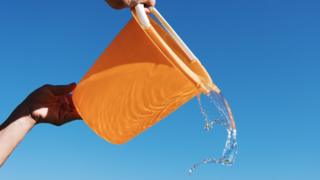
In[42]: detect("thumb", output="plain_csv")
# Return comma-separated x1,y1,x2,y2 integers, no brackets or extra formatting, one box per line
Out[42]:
131,0,156,8
139,0,156,7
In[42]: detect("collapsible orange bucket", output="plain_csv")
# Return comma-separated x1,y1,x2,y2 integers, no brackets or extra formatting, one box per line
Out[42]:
72,5,220,144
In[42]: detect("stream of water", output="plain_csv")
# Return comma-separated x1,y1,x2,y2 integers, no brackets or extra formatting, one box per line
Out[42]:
188,91,238,174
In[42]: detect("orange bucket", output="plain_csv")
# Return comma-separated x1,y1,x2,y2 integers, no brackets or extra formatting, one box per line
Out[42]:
72,5,220,144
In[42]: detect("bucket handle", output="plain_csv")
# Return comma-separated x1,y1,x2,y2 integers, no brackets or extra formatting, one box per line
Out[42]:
134,4,198,62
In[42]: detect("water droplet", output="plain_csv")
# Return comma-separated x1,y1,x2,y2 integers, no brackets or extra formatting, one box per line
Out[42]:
189,91,238,174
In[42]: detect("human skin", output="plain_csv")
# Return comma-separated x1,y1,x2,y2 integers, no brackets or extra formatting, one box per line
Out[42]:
106,0,156,13
0,83,81,166
0,0,156,168
106,0,155,9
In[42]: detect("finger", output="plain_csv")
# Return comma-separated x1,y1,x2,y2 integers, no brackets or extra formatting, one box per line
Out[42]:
139,0,156,7
47,83,77,96
65,94,77,111
62,95,81,120
144,7,150,14
130,0,155,8
64,110,82,122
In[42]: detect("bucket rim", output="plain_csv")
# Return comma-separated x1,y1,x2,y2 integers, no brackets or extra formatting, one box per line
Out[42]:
131,8,220,94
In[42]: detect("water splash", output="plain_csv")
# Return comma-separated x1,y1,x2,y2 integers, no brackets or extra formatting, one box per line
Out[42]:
188,91,238,175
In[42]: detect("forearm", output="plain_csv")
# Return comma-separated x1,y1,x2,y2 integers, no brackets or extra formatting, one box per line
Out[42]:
0,116,36,166
0,83,80,167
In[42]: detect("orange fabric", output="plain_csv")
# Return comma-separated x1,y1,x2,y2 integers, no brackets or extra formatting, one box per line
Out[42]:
72,16,215,144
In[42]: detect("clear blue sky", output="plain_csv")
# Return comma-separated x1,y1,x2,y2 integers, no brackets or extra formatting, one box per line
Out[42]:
0,0,319,179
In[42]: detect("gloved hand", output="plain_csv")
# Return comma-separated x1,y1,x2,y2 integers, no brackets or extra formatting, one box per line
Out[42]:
105,0,156,11
0,83,81,130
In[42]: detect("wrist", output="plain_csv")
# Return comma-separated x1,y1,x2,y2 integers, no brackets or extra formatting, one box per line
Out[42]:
0,114,36,133
11,115,36,131
0,103,34,130
0,114,36,167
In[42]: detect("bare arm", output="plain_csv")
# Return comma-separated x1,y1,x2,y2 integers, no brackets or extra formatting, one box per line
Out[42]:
0,116,35,166
0,83,81,167
0,0,156,168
